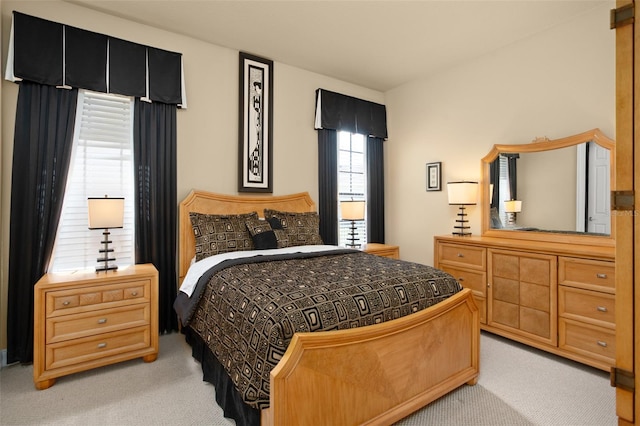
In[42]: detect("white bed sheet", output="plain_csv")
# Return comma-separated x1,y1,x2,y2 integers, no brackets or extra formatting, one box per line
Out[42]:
179,245,343,297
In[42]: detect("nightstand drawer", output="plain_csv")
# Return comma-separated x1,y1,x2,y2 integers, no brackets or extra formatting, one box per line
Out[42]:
47,280,150,317
559,286,615,327
439,266,486,296
559,257,615,293
46,326,150,370
437,244,486,270
363,243,399,259
46,304,150,344
559,318,615,364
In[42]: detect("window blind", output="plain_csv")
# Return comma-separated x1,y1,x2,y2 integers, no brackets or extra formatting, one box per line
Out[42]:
498,155,510,225
50,90,135,272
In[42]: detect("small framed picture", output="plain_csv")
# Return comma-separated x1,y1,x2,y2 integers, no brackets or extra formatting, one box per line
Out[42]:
426,162,442,191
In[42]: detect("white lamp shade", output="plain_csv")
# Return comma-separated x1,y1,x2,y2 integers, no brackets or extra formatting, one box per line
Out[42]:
447,181,478,205
341,200,365,220
88,197,125,229
504,200,522,213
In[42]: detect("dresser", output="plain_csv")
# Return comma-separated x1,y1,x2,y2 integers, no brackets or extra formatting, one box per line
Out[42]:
434,235,615,371
362,243,400,259
33,264,159,390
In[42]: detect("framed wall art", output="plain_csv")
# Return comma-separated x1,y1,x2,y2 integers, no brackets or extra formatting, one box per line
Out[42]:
238,52,274,193
426,162,442,191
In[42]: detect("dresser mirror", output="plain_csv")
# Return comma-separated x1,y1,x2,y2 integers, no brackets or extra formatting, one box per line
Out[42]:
481,128,615,245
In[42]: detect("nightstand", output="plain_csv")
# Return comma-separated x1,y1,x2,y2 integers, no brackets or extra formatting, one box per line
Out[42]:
33,263,159,390
362,243,400,259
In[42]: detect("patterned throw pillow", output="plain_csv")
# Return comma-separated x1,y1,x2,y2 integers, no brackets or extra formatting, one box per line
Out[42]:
245,217,278,250
190,212,258,261
263,209,324,247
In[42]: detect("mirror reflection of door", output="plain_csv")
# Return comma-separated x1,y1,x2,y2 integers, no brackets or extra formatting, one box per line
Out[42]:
576,141,610,234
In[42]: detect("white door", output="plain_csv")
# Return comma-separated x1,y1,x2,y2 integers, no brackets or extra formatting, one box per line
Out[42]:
587,142,610,234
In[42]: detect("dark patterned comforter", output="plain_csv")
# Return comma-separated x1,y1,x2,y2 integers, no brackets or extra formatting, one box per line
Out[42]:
174,248,461,410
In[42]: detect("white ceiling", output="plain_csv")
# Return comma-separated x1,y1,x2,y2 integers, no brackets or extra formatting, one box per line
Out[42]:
67,0,609,92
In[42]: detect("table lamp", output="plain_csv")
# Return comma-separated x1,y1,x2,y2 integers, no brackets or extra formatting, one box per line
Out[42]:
88,196,125,272
447,181,478,236
341,200,365,248
504,200,522,226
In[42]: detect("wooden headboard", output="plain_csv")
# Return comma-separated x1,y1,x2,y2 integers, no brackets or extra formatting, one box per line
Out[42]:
178,190,316,284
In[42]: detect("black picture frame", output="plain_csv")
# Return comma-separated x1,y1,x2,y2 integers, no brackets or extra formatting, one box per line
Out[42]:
426,162,442,191
238,52,273,193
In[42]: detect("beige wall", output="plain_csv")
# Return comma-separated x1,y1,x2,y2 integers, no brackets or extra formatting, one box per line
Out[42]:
0,1,383,352
385,2,615,265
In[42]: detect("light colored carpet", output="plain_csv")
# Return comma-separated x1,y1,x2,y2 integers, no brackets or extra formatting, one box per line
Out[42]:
0,331,616,425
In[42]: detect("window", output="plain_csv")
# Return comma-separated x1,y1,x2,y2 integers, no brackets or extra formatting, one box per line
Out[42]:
338,131,367,247
497,155,511,225
49,90,135,272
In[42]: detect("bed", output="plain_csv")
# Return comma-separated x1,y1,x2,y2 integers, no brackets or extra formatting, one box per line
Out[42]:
175,190,480,426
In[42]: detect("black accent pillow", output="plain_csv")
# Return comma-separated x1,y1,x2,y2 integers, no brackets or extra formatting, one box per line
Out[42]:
245,217,278,250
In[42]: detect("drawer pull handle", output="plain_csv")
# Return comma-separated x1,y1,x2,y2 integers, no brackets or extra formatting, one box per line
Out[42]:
597,341,608,348
97,343,107,349
97,318,107,324
131,291,138,296
596,306,608,313
62,301,70,306
457,253,464,258
596,273,608,279
457,277,464,282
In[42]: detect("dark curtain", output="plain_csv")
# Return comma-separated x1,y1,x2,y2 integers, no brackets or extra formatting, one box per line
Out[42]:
367,137,385,243
315,89,387,139
12,11,183,105
489,158,500,208
7,82,78,363
506,154,518,199
133,99,179,334
317,129,339,245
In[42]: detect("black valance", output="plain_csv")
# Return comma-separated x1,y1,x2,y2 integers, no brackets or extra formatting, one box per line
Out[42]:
314,89,387,139
6,11,186,107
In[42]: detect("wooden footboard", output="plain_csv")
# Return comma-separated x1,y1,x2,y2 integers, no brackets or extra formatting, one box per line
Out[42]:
262,287,480,426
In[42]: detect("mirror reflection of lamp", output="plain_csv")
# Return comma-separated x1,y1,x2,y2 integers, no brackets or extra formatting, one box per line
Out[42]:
447,181,478,236
88,195,125,273
341,200,365,248
504,200,522,226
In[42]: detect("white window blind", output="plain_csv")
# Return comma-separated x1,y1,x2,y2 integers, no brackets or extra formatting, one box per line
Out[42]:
337,131,367,247
49,90,135,272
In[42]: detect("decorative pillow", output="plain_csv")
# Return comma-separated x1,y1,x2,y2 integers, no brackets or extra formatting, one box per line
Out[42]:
190,211,258,261
263,209,324,247
245,217,278,250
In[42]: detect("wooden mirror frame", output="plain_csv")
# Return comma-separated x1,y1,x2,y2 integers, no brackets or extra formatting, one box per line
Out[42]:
480,128,616,246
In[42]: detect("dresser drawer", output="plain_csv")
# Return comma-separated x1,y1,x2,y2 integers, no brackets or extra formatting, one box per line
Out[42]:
559,318,615,364
559,257,615,293
46,304,150,344
46,326,151,370
439,266,486,296
437,244,486,270
559,286,615,328
46,280,150,317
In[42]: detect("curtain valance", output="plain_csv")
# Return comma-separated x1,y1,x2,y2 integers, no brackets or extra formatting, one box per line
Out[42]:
314,89,387,139
5,11,186,107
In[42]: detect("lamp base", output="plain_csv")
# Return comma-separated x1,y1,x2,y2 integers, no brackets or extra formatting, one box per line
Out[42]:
95,264,118,272
345,220,362,248
452,205,472,237
96,229,118,273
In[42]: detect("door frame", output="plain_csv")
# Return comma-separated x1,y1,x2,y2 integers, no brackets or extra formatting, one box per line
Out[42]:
613,0,636,423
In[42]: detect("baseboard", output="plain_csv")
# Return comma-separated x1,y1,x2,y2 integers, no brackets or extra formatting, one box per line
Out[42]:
1,349,7,367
